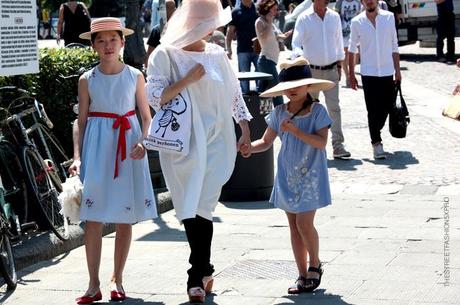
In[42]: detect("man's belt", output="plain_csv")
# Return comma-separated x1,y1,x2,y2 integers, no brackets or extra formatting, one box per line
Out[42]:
309,62,337,70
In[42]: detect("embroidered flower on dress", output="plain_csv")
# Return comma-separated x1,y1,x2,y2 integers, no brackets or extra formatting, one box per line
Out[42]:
145,199,152,207
125,207,131,212
286,156,320,209
85,198,94,208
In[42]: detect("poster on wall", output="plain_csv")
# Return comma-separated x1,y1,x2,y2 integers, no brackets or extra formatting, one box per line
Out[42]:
0,0,39,76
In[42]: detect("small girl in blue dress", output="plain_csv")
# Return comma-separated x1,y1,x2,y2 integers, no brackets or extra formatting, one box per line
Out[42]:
249,56,335,294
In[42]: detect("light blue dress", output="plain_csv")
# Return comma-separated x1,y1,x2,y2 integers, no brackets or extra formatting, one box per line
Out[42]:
266,102,332,213
80,65,157,224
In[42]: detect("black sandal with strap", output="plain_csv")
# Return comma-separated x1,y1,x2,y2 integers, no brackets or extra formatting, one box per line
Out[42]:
287,275,308,294
303,263,324,293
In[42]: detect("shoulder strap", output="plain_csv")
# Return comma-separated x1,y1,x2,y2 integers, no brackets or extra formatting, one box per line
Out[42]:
164,47,181,82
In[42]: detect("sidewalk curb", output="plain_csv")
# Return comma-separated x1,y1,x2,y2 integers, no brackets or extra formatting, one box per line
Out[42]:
13,190,173,271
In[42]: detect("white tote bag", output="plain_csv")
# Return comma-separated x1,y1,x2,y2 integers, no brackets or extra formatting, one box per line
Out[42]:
144,51,191,155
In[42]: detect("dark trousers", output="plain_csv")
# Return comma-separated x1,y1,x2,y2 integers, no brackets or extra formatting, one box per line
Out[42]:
436,11,456,60
361,75,395,145
183,215,214,290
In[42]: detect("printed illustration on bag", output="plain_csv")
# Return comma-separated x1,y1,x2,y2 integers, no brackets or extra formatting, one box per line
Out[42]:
156,93,187,137
144,93,189,153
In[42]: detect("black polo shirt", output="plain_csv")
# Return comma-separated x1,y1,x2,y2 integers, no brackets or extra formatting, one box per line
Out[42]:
229,2,258,53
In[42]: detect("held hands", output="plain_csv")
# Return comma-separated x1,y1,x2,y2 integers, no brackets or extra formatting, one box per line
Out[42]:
237,133,252,158
184,64,206,85
68,159,81,176
130,142,146,160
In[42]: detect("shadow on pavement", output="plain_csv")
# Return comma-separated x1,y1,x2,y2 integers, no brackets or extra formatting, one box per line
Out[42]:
219,201,274,210
363,150,419,169
275,289,354,304
136,215,186,242
327,158,363,171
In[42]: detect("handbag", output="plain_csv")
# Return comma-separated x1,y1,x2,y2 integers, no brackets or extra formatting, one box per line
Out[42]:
442,94,460,120
389,82,410,138
143,50,191,155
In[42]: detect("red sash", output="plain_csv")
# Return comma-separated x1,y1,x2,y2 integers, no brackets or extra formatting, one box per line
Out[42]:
88,110,136,179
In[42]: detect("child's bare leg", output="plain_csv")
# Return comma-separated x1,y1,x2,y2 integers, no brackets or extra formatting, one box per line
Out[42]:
295,210,321,279
84,221,103,294
286,212,308,277
111,223,132,291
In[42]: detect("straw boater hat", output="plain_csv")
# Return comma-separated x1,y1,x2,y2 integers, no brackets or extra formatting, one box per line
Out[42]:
160,0,231,49
260,57,335,98
79,17,134,40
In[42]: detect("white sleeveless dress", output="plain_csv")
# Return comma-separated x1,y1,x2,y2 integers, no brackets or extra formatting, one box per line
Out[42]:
80,65,157,224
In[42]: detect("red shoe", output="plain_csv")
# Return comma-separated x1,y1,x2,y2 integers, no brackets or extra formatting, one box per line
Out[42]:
75,290,102,304
110,289,127,301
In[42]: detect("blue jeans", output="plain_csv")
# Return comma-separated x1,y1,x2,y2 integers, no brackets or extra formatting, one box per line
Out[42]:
257,55,283,106
237,52,259,93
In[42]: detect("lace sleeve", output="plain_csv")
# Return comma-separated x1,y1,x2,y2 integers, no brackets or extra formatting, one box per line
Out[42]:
231,81,253,123
145,75,170,112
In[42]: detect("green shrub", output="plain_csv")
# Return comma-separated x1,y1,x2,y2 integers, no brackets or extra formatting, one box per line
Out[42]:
0,47,99,154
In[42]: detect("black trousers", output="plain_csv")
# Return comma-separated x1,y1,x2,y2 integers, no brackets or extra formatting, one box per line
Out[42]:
183,215,214,290
436,11,456,60
361,75,395,145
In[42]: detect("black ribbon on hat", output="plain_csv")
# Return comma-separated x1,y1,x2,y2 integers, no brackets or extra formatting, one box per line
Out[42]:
279,65,313,82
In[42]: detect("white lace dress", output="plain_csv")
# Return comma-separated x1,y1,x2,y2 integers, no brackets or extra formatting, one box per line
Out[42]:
146,43,252,221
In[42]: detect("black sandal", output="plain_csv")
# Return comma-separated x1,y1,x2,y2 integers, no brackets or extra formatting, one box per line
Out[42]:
303,263,324,293
287,275,308,294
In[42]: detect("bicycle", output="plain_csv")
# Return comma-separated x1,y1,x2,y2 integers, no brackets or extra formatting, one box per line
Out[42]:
0,176,17,290
0,86,70,240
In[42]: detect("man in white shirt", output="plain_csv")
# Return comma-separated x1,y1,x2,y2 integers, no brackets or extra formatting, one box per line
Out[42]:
348,0,401,159
292,0,351,159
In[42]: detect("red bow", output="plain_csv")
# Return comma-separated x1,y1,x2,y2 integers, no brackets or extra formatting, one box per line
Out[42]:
88,110,136,178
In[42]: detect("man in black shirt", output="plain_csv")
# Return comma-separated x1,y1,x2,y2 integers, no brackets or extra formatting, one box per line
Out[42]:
225,0,259,93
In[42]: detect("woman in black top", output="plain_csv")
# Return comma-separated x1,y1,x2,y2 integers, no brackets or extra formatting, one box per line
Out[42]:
57,1,91,46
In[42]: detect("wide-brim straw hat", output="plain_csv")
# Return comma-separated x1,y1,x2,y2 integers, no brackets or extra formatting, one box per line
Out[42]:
160,0,231,49
260,57,335,98
79,17,134,40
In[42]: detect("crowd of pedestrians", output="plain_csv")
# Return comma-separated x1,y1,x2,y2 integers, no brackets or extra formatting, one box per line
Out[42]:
30,0,458,304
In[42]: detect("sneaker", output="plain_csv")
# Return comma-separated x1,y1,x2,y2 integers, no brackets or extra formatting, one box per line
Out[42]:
373,143,386,159
333,146,351,159
437,57,447,63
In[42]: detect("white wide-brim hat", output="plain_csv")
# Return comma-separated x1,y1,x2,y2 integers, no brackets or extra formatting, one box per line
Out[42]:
79,17,134,40
160,0,231,49
260,57,335,98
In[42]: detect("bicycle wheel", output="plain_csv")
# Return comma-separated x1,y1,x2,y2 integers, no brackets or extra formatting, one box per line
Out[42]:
21,147,68,241
0,140,28,225
31,124,72,192
0,219,17,290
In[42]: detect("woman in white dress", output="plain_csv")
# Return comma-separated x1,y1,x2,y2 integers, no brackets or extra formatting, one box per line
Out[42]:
146,0,252,302
69,18,157,304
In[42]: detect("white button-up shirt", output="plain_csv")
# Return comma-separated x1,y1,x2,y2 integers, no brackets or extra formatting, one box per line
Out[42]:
292,8,345,66
349,9,399,77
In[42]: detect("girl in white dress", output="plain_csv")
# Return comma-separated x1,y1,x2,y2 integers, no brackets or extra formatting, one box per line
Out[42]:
146,0,252,302
69,17,156,304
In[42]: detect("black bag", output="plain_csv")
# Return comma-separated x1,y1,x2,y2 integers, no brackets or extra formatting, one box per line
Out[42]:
389,82,410,138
